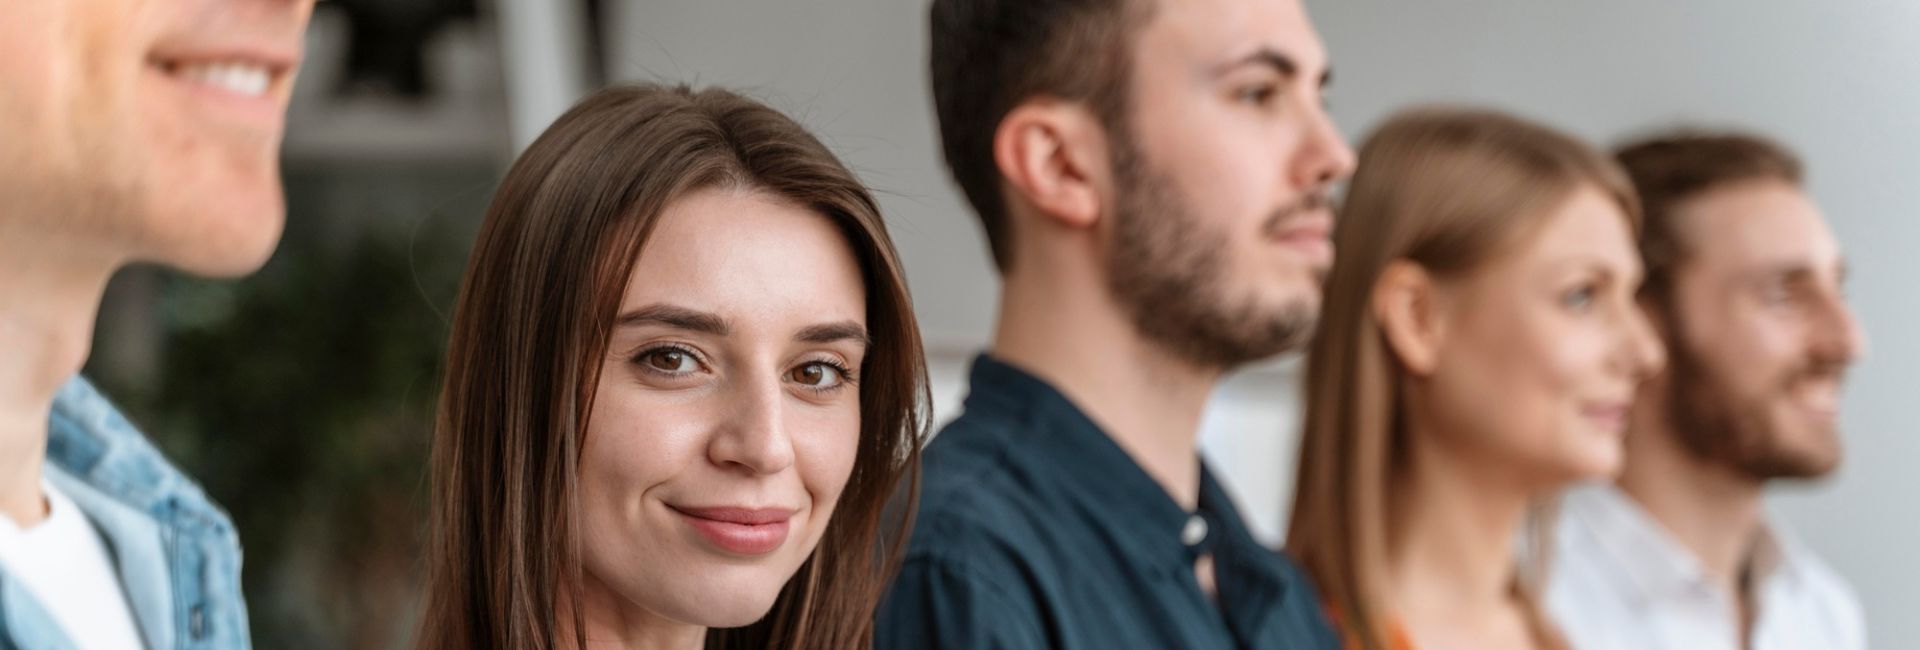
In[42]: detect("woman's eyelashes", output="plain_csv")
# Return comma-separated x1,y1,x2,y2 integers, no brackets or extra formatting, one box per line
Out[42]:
627,342,858,395
634,343,707,377
1559,281,1598,312
1557,268,1633,314
788,358,857,395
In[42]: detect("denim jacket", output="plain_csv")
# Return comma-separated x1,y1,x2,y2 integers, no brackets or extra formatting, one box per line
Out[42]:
0,377,250,650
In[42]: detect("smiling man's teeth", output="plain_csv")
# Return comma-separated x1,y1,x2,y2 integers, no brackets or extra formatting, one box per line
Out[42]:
176,63,271,97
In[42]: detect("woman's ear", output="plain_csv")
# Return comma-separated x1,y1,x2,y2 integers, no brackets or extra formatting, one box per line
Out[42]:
992,100,1107,230
1373,260,1448,377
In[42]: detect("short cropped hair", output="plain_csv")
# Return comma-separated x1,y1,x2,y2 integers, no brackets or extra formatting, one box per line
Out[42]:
928,0,1151,271
1614,131,1804,301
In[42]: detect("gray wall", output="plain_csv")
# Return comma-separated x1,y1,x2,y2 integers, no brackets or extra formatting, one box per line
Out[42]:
606,1,1918,643
606,0,996,348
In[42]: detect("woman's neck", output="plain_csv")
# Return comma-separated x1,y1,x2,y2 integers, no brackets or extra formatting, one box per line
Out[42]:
1385,426,1546,649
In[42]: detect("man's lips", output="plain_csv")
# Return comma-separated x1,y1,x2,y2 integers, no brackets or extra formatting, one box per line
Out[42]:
1269,210,1335,264
1789,381,1842,421
670,505,798,556
149,36,302,71
145,40,301,113
1271,211,1333,242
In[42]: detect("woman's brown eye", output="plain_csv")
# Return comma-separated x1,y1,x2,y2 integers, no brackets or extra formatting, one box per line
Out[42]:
645,350,693,372
790,363,840,387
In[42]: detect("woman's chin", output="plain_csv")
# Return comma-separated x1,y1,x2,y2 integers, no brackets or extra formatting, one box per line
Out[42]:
1554,446,1624,486
685,597,780,630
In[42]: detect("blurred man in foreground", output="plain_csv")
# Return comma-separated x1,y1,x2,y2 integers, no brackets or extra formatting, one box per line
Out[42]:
0,0,317,646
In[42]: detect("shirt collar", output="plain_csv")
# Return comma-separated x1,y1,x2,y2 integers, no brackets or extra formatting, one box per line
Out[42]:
1564,484,1802,606
43,377,185,649
962,354,1293,618
963,355,1195,562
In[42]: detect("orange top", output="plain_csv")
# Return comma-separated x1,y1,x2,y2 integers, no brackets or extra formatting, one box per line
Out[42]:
1325,605,1418,650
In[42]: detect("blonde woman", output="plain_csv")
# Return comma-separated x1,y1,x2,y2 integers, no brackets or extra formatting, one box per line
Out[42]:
1287,107,1666,650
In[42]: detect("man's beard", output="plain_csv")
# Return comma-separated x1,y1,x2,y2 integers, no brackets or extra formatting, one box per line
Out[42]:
1665,326,1847,481
1101,136,1328,371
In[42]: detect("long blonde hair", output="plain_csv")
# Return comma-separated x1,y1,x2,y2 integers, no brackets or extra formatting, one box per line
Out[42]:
1286,106,1639,650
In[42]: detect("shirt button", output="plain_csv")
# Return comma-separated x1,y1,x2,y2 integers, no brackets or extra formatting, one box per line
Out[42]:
1182,514,1209,547
191,605,207,639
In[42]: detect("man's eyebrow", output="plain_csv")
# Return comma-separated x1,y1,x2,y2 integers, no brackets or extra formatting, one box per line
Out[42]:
1738,261,1823,289
795,321,871,348
1212,47,1304,82
615,304,730,336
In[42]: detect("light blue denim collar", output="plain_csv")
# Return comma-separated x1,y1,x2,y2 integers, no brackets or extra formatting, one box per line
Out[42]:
0,376,251,650
44,464,175,649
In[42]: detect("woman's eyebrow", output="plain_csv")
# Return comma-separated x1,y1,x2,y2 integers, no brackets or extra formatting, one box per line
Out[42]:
795,321,870,348
616,303,731,336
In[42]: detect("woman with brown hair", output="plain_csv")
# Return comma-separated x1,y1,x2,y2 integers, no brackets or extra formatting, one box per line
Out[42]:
416,83,928,649
1287,107,1667,650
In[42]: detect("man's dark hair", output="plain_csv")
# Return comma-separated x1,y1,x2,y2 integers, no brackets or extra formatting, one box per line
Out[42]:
928,0,1151,272
1615,131,1804,303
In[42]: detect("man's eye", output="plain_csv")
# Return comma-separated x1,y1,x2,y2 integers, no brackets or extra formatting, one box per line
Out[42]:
1236,84,1280,106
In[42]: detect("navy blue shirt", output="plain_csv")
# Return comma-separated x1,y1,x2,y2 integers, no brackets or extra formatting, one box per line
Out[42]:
877,355,1338,649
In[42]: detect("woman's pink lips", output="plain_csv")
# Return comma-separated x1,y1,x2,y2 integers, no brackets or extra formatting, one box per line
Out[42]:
1583,403,1631,432
671,506,795,556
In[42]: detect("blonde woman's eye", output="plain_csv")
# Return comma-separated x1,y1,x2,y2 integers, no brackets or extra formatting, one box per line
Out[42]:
1562,285,1597,310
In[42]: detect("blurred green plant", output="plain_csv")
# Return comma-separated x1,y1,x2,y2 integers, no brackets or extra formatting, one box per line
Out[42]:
90,165,489,648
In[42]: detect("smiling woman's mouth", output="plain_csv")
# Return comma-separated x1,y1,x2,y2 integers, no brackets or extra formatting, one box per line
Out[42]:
670,505,797,556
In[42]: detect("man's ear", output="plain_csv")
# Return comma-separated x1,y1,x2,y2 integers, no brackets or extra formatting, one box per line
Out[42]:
1373,260,1449,377
992,99,1108,230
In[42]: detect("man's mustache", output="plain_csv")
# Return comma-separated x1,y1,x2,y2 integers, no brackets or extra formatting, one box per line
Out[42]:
1263,186,1338,236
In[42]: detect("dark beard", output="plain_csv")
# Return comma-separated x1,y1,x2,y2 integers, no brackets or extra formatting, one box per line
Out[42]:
1101,136,1321,371
1664,316,1844,480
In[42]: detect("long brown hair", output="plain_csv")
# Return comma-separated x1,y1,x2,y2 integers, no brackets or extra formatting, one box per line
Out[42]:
417,83,928,649
1285,107,1638,650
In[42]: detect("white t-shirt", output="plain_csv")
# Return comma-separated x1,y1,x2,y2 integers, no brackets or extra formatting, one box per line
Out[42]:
1546,484,1866,650
0,478,148,649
